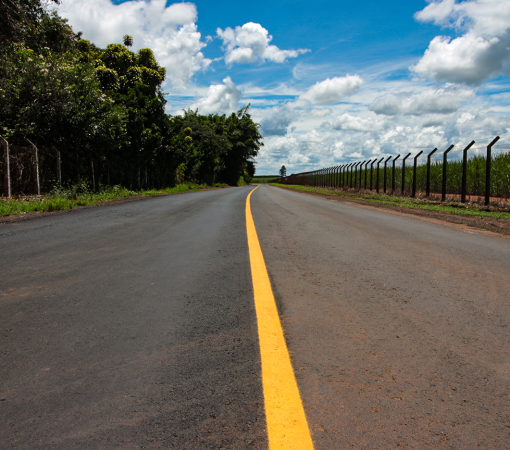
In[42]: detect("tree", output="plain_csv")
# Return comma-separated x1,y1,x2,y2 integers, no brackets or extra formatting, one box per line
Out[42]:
279,165,287,178
123,34,133,47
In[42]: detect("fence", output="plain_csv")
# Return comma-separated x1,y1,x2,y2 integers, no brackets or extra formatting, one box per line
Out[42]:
0,136,59,197
280,136,510,206
1,134,178,198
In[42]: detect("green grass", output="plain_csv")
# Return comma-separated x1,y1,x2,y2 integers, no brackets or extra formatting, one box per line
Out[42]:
0,183,220,217
271,183,510,220
252,175,279,184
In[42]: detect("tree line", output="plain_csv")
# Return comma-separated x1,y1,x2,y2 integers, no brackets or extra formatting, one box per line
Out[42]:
0,0,262,191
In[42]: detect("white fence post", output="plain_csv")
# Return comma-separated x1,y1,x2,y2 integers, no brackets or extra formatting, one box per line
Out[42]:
0,135,11,198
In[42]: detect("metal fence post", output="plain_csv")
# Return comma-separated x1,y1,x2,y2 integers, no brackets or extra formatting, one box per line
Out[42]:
441,145,454,201
461,141,475,203
401,153,411,195
485,136,500,205
384,156,391,193
364,160,369,189
376,157,384,193
392,155,400,195
370,159,375,190
426,148,437,197
0,135,11,198
412,151,423,198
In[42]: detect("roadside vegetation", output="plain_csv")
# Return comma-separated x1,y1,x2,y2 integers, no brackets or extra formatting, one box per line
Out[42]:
0,0,262,197
272,183,510,220
252,176,279,184
0,182,225,216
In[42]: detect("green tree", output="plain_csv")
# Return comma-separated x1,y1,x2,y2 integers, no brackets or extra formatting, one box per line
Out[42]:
279,165,287,178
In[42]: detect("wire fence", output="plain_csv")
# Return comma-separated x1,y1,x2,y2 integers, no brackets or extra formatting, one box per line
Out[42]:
1,134,174,198
279,136,510,206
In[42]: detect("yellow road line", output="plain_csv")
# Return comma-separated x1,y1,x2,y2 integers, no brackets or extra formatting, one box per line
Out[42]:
246,185,315,450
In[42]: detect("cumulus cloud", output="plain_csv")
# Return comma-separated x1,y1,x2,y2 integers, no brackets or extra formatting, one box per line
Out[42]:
330,113,386,132
298,75,363,105
369,87,475,115
56,0,211,89
412,0,510,84
260,106,297,136
189,77,242,115
217,22,309,65
309,108,333,117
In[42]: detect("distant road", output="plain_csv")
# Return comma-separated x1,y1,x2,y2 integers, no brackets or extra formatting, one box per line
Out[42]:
2,184,510,449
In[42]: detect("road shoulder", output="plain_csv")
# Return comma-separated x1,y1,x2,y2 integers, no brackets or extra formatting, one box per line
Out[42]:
273,185,510,238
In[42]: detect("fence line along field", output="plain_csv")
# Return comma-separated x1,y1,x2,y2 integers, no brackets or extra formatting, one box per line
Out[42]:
281,137,510,206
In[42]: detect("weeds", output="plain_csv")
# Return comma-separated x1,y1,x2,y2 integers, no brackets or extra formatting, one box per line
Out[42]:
0,183,218,217
272,183,510,220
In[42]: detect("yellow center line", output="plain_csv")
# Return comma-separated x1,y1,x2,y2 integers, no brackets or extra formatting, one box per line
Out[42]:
246,185,315,450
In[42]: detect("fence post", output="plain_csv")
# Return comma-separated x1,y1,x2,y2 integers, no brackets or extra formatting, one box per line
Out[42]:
26,139,40,196
461,141,475,203
364,160,370,189
441,144,454,202
392,155,400,195
412,151,423,198
384,156,391,193
402,153,411,195
376,157,384,193
0,135,11,198
426,148,437,197
485,136,500,206
370,159,375,190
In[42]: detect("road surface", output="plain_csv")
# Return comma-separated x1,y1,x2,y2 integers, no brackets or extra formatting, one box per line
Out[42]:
1,184,510,449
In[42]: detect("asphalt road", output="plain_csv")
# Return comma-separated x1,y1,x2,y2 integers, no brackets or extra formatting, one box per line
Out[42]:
1,187,266,449
2,184,510,449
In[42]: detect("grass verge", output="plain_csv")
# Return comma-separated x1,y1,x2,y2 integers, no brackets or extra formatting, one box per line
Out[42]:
271,183,510,220
0,183,224,217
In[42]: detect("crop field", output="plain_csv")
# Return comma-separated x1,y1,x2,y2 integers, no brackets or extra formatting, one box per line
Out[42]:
252,175,279,184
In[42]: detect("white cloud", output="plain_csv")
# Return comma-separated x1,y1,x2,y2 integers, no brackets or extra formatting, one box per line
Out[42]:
298,75,363,105
189,77,242,115
56,0,211,89
412,0,510,84
370,86,475,115
217,22,309,65
330,113,386,132
309,108,333,117
260,105,297,136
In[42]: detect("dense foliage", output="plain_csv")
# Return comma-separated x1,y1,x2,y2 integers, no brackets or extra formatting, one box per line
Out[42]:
0,0,262,193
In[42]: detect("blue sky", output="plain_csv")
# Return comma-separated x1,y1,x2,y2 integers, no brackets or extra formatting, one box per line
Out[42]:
57,0,510,174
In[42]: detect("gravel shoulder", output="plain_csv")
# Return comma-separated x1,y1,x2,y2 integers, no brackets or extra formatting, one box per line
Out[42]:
275,185,510,238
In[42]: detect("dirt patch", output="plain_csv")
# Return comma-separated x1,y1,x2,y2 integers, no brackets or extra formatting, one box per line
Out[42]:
276,186,510,238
